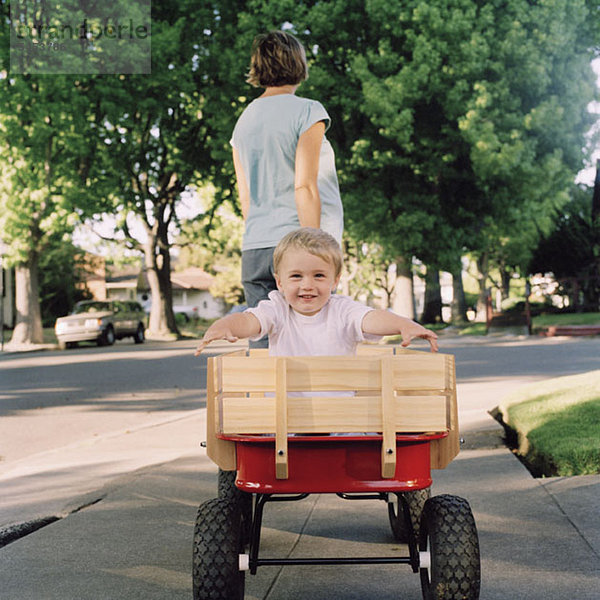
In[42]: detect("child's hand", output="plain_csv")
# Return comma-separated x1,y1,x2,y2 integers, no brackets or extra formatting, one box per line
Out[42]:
194,325,239,356
193,312,261,356
400,322,439,352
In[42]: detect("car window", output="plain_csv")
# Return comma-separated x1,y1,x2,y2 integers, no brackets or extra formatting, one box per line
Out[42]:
73,301,108,314
130,302,143,312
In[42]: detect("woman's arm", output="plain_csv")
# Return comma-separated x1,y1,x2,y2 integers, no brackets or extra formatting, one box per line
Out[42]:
194,312,261,355
294,120,326,228
233,147,250,221
361,310,439,352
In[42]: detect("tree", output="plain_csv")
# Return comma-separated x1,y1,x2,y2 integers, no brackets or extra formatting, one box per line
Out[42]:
236,1,596,324
176,186,245,307
38,235,91,326
84,0,252,336
0,0,133,344
0,70,98,344
529,183,600,311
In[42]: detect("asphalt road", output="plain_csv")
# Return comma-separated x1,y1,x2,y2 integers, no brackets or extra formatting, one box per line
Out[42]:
0,339,208,464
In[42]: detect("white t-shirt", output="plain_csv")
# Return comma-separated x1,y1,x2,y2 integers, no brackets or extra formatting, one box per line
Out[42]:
246,291,381,356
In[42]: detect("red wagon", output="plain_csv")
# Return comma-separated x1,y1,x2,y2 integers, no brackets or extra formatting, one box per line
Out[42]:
193,347,480,599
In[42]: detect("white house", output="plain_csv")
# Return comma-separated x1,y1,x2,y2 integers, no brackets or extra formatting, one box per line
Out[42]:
105,265,226,320
170,267,226,320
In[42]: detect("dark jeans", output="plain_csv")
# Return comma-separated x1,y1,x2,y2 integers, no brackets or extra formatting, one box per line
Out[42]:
241,247,277,349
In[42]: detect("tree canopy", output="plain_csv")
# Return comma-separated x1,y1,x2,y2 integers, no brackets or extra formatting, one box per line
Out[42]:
1,0,599,342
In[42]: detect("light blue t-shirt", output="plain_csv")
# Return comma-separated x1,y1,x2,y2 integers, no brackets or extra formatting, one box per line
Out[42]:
231,94,344,251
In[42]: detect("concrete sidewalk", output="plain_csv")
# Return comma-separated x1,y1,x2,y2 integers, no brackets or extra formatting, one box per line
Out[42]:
1,337,599,599
0,412,599,599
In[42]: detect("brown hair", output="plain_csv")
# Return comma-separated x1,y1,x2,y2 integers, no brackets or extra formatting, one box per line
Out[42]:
246,31,308,88
273,228,343,278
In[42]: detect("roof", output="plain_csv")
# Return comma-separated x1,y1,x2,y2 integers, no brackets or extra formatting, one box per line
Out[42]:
106,266,143,289
105,265,214,292
170,267,214,291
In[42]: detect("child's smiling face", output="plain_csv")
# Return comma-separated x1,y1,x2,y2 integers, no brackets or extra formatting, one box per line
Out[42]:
274,248,340,316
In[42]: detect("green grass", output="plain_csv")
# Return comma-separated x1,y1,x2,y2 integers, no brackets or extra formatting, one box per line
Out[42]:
456,322,487,336
532,312,600,328
498,371,600,476
43,328,58,344
178,317,214,336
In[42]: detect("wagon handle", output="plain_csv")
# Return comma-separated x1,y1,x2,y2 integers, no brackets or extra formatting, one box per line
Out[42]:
275,357,289,479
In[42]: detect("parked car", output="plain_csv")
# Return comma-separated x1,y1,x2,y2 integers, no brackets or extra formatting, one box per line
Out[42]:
54,300,146,349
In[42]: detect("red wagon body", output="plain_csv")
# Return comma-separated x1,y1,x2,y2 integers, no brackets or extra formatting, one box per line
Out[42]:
226,432,445,494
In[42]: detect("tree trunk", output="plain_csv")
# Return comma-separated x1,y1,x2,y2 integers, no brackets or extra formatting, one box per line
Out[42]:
421,268,443,324
144,224,179,337
475,253,489,321
391,256,415,319
10,257,44,345
500,268,511,302
450,263,468,324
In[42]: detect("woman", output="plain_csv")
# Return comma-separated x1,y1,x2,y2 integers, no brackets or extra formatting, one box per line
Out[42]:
231,30,344,346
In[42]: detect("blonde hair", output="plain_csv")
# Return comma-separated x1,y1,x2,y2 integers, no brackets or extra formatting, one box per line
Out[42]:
246,31,308,88
273,228,343,277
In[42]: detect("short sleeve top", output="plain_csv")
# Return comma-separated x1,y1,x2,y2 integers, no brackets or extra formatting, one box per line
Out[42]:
245,291,382,356
231,95,344,250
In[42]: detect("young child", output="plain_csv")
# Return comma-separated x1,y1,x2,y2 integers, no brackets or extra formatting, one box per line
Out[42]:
195,228,438,356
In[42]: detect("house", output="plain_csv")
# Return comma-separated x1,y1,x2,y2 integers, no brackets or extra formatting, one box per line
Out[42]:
170,267,226,320
104,265,226,320
105,266,144,302
76,251,107,300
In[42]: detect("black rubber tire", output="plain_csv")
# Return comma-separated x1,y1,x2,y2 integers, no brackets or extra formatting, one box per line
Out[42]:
98,325,115,346
388,487,431,542
218,469,253,545
133,323,145,344
192,497,245,600
419,494,481,600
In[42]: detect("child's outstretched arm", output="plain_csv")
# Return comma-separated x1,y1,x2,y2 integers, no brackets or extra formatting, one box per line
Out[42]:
361,310,439,352
194,312,262,355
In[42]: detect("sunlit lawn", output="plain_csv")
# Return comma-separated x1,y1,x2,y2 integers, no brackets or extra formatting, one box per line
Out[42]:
498,371,600,476
532,312,600,328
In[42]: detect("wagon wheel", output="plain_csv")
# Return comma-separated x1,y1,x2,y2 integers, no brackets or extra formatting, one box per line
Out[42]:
192,497,245,600
388,487,431,542
419,494,480,600
218,469,253,545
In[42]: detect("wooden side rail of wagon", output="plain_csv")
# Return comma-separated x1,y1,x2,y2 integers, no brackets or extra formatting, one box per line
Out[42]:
205,346,460,478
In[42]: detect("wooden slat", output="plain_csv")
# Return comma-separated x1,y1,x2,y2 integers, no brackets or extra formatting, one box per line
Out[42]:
206,357,236,470
391,353,447,390
248,348,269,357
220,394,448,434
381,356,397,478
220,355,448,393
430,354,460,469
275,358,289,479
220,356,381,392
356,345,395,355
